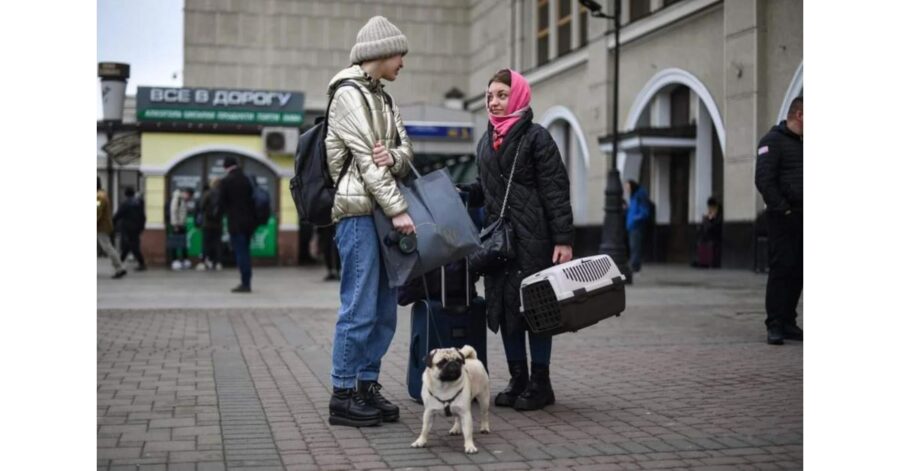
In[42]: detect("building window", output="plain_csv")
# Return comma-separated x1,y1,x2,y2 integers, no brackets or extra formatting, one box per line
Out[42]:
578,4,589,47
629,0,651,22
557,0,573,56
537,0,550,65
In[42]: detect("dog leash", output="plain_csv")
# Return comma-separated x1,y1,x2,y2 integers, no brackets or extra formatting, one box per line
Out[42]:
427,387,464,417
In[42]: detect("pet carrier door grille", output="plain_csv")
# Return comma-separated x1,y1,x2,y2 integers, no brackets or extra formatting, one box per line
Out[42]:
521,280,561,333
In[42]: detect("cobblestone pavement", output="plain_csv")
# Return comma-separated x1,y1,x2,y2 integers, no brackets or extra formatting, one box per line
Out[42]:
98,263,802,470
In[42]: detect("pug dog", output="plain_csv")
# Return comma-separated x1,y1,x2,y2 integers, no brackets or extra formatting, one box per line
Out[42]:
411,345,490,454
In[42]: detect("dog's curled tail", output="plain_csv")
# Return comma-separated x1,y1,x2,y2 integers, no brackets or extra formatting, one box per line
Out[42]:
459,345,477,360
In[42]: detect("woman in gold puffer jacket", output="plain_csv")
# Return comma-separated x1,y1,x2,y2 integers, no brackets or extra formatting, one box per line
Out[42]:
325,64,413,222
324,15,418,429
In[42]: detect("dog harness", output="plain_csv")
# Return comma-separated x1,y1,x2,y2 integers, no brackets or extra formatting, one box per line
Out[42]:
428,388,463,417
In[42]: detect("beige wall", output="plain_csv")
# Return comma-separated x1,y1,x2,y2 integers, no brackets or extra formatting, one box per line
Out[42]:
183,0,470,110
616,5,725,132
762,0,803,126
180,0,802,227
468,0,513,96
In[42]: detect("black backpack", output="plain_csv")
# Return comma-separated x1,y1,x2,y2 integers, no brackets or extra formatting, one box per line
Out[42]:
290,80,383,227
246,175,272,228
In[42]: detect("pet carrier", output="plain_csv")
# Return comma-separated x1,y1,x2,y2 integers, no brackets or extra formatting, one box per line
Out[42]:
519,255,626,336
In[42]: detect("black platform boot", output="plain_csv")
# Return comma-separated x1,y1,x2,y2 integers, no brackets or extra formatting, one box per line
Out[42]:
328,387,382,427
513,363,555,411
494,361,529,407
358,380,400,422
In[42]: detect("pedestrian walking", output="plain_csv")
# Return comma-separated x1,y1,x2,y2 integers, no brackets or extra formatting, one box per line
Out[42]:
692,196,722,268
197,179,224,271
97,178,127,279
625,179,651,274
755,96,803,345
113,186,147,271
325,15,415,427
458,68,574,411
217,157,256,293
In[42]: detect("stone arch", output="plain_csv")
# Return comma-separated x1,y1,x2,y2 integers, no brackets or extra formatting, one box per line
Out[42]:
158,144,288,177
624,68,725,161
539,106,591,224
776,62,803,123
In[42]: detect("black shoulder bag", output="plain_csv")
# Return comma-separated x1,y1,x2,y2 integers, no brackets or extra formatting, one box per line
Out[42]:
468,137,525,275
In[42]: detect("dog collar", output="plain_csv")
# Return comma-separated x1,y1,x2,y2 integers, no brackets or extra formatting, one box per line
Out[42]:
428,388,463,417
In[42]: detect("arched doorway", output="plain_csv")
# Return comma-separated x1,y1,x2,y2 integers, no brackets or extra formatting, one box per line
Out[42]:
539,106,591,225
165,151,280,262
617,69,726,263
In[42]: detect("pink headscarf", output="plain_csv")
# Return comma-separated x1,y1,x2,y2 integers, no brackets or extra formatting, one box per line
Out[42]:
487,69,531,151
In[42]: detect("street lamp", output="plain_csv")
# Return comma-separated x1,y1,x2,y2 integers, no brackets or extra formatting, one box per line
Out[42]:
99,62,130,204
579,0,632,282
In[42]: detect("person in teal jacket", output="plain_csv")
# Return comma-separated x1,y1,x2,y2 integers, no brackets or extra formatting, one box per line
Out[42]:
626,180,651,273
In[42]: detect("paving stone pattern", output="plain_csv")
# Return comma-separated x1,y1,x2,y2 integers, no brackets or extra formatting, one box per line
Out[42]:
98,266,802,470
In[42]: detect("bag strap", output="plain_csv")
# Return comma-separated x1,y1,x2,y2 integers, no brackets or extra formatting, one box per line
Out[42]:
499,137,526,219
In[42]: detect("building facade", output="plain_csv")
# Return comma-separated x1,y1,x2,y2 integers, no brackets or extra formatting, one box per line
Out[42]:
111,0,801,268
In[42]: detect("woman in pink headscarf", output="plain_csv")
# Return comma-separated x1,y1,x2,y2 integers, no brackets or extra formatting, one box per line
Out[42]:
459,68,574,411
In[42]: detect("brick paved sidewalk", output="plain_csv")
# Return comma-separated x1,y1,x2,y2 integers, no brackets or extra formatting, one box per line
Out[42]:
97,265,802,470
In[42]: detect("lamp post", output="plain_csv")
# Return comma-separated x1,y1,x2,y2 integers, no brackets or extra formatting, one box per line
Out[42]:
98,62,130,206
579,0,632,282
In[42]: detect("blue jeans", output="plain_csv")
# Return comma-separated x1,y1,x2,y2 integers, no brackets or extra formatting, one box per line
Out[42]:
331,216,398,389
501,320,552,366
230,232,252,288
628,224,644,273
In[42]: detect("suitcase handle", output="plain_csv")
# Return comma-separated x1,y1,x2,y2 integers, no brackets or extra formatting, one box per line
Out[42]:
438,197,471,308
410,332,421,369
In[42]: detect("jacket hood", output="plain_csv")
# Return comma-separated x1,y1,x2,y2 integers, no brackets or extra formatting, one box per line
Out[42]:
774,120,801,140
327,65,383,96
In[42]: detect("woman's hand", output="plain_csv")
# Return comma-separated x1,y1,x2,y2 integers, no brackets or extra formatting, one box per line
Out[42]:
552,245,573,264
372,140,393,167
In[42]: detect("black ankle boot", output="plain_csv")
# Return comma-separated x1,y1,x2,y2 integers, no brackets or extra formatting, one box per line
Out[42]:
329,387,382,427
358,380,399,422
514,363,555,411
495,361,529,407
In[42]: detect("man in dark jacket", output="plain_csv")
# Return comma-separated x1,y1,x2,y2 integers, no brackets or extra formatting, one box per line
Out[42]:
113,187,147,271
217,156,256,293
755,96,803,345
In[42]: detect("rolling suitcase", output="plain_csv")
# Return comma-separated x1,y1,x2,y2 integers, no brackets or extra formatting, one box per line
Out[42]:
406,263,488,402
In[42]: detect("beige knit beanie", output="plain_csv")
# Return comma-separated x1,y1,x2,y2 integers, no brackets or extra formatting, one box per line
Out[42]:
349,16,409,65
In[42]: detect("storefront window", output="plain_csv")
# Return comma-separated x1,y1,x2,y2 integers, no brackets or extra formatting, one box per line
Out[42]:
166,152,279,258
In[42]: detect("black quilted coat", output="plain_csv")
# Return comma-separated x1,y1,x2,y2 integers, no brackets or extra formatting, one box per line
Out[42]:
461,108,574,334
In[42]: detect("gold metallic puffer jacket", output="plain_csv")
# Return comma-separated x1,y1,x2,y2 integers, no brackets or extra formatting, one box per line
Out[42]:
325,65,413,223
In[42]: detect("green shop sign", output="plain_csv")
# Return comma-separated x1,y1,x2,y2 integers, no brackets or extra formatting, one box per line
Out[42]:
137,86,304,126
